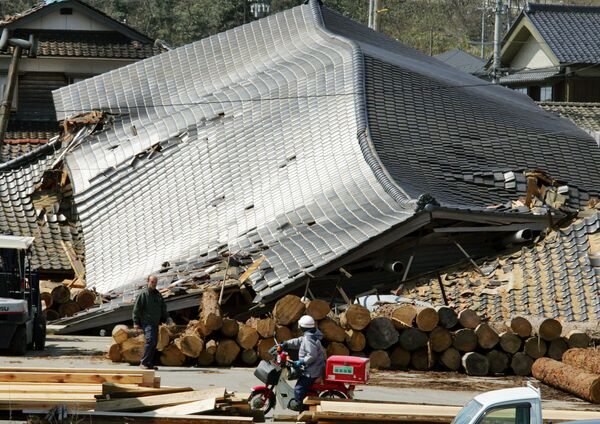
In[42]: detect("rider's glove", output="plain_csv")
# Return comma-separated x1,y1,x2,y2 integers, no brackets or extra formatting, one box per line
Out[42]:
293,360,304,368
279,342,287,349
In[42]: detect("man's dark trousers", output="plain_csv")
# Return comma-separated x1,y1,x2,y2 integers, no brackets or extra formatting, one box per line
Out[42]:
294,375,316,409
141,324,158,367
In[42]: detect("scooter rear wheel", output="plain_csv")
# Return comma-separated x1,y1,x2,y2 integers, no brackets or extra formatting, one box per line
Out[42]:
319,390,349,399
249,389,275,414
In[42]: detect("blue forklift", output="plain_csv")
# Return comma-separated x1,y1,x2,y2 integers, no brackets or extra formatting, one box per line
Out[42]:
0,235,45,355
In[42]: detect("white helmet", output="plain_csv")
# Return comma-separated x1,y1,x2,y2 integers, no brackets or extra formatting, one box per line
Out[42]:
298,315,316,329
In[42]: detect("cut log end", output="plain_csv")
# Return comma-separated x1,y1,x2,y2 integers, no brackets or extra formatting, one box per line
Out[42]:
370,350,391,370
539,318,562,342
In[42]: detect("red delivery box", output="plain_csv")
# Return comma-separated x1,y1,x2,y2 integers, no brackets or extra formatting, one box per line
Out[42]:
325,355,370,384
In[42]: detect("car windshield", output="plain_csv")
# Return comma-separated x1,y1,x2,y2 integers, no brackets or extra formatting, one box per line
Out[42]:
451,399,484,424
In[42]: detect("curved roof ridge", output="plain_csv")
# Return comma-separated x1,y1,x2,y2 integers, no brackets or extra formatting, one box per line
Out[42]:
310,1,414,207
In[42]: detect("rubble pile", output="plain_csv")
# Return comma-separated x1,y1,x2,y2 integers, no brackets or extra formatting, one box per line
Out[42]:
402,208,600,323
107,293,591,377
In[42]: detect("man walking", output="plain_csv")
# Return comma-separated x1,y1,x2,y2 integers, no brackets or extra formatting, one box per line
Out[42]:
133,275,171,370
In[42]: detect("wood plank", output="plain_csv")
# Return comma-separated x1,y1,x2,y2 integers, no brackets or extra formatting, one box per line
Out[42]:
544,409,600,420
0,383,102,394
24,410,253,424
304,411,450,423
0,400,97,411
318,401,460,417
0,372,143,385
0,393,95,401
0,367,152,377
102,383,192,398
152,398,216,415
95,388,227,412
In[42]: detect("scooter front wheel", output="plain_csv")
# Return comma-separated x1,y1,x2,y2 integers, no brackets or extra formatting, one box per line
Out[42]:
249,389,275,414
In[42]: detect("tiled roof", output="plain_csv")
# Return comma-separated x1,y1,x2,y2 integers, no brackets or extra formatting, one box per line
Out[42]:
7,29,163,59
434,49,487,76
525,4,600,64
539,102,600,132
403,209,600,322
1,141,46,162
499,69,561,84
52,1,600,299
0,138,84,271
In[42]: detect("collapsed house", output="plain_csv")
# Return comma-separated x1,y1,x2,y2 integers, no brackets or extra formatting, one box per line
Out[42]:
3,0,600,330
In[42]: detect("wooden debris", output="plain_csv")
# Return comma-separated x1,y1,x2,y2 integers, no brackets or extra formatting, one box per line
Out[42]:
95,388,226,412
198,290,223,336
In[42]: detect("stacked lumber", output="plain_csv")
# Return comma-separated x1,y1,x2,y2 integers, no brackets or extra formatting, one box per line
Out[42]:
0,366,157,411
95,386,255,418
533,347,600,404
296,397,600,423
42,282,97,321
108,294,589,377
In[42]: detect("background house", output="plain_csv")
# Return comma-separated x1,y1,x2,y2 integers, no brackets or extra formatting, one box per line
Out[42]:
0,0,163,281
0,0,163,162
497,4,600,103
435,48,487,79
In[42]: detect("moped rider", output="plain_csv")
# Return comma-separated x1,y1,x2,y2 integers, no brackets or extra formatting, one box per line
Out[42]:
280,315,326,411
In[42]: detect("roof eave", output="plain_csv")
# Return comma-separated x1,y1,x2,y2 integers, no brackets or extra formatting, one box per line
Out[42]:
2,0,154,44
255,207,556,303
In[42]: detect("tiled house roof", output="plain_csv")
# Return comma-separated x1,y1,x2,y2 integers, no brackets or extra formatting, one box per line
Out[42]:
434,49,487,76
539,102,600,133
7,29,163,59
0,1,164,168
49,1,600,299
519,4,600,64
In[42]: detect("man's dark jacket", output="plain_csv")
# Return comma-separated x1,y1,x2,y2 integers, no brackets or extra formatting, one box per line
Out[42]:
132,287,168,327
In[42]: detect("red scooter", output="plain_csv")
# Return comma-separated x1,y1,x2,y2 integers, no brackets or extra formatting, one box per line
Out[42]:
249,343,369,414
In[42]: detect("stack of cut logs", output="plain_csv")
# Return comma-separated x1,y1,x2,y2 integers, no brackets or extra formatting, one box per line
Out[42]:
42,284,97,321
108,293,591,377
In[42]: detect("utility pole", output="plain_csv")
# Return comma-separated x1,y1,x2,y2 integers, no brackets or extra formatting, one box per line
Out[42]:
368,0,382,31
0,30,36,143
492,0,503,83
480,0,486,58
